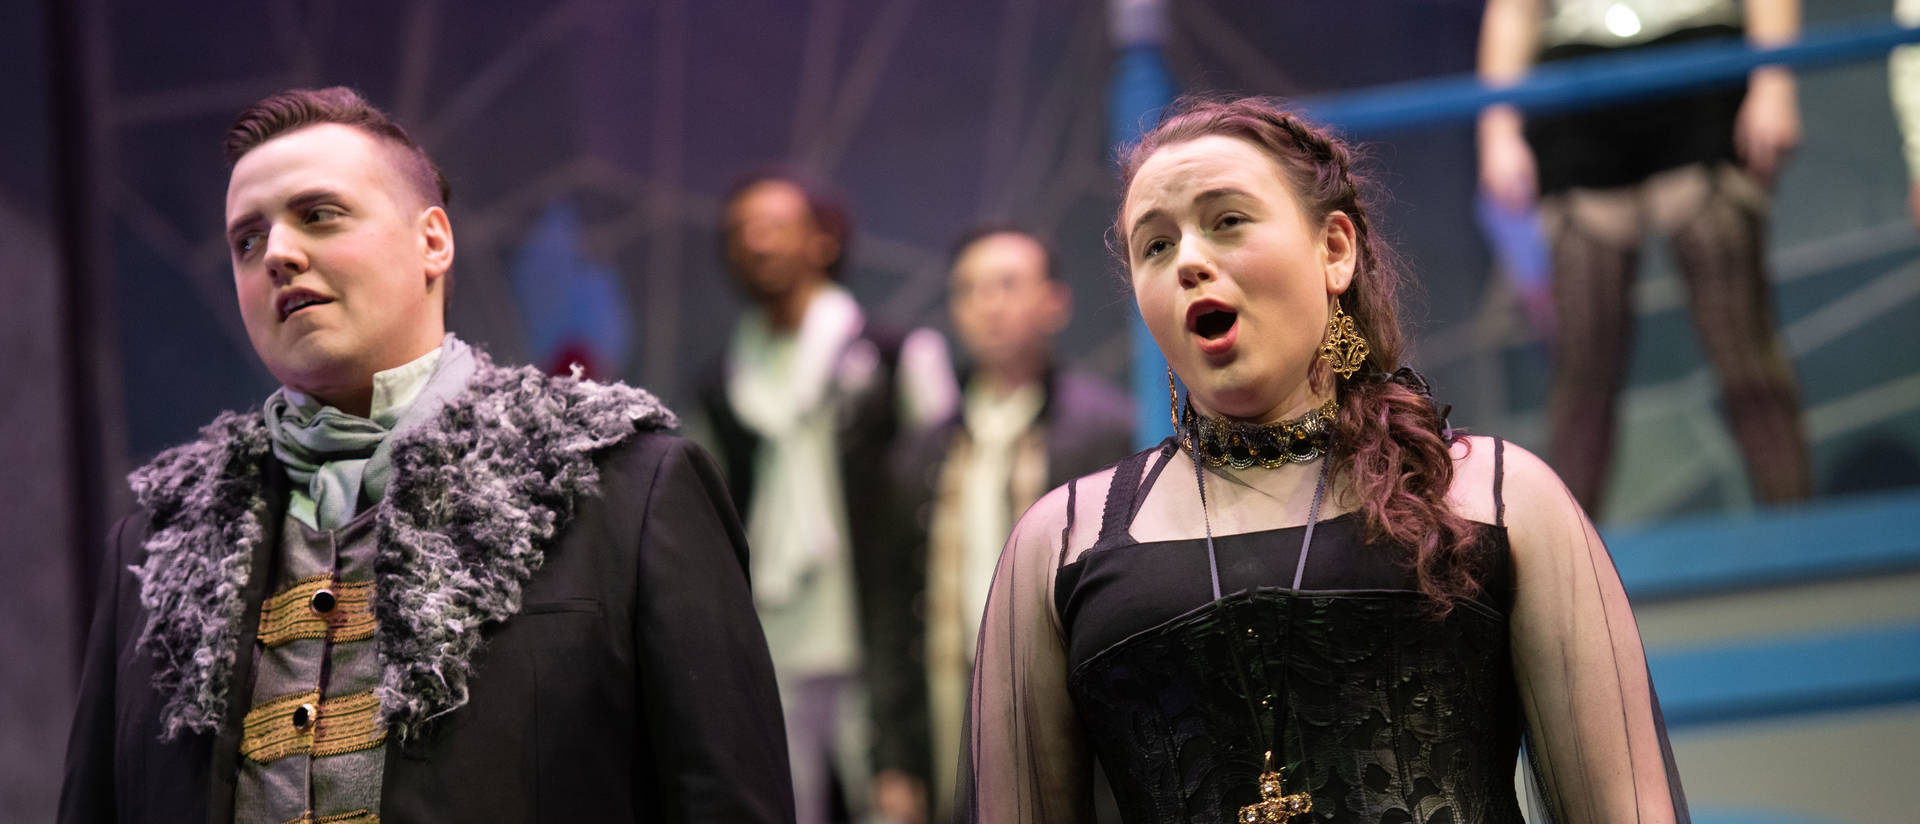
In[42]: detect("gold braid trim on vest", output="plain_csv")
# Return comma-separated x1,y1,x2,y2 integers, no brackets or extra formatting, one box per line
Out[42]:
256,574,376,648
241,688,386,764
276,809,380,824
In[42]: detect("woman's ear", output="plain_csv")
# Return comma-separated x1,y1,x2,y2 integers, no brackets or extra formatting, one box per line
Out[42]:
1321,211,1357,295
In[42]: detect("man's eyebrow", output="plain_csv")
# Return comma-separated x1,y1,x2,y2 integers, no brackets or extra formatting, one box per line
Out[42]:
226,188,349,239
225,210,262,240
286,187,347,212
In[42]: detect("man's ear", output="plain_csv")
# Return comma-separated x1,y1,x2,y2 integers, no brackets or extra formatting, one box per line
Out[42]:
807,230,841,274
420,205,455,282
1044,280,1072,335
1321,211,1357,295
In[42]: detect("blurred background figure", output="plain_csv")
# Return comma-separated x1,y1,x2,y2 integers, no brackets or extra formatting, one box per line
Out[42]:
870,227,1132,824
698,172,953,824
1892,0,1920,227
1477,0,1814,512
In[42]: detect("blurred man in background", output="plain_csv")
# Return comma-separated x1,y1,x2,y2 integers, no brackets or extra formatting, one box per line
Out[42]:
870,227,1133,824
701,172,954,824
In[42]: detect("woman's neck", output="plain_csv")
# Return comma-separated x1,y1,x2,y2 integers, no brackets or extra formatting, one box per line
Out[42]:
1191,390,1332,427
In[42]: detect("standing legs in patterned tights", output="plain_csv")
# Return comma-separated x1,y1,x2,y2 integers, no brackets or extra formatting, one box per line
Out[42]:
1541,163,1811,515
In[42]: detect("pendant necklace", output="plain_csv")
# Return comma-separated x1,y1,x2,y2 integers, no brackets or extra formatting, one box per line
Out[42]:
1183,400,1327,822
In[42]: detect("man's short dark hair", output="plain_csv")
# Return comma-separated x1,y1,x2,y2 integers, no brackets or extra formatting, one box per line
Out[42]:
722,170,852,279
225,86,450,209
948,224,1059,281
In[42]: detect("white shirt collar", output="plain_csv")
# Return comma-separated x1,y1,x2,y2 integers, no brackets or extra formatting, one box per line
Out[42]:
281,344,446,427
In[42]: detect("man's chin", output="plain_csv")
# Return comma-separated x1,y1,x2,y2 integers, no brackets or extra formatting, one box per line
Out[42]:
741,279,792,304
265,342,366,393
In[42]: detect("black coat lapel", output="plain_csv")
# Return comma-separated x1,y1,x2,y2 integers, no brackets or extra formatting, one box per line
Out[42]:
362,358,674,739
204,456,288,824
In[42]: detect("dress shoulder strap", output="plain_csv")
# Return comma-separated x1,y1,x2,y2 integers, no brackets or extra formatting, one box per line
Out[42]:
1093,440,1178,549
1493,437,1507,528
1130,442,1178,526
1057,478,1078,569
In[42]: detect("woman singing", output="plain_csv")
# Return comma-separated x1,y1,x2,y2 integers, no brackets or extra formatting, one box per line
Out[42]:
957,97,1686,823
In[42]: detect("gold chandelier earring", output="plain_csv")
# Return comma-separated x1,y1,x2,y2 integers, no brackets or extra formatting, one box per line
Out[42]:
1318,301,1369,380
1167,365,1183,434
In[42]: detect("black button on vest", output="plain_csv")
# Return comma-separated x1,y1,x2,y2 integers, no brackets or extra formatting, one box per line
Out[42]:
292,702,316,731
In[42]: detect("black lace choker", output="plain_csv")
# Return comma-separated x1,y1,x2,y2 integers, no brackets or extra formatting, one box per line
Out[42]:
1181,399,1337,469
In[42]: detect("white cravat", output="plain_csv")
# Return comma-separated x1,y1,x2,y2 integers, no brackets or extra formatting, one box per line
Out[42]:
275,344,447,530
725,286,864,610
956,379,1044,656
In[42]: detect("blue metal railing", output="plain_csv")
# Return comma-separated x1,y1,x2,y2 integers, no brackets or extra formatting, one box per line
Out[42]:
1301,19,1920,136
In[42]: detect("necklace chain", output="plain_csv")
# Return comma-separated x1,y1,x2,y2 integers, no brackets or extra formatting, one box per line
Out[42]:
1184,424,1328,821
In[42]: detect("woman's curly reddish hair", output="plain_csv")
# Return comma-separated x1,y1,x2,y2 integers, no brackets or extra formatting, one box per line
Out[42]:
1118,96,1484,613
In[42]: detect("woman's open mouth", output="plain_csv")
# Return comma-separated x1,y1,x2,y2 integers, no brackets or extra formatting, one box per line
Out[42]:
1194,309,1235,339
1186,300,1239,357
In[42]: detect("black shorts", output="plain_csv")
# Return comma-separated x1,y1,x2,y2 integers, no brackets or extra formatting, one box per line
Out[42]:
1525,24,1748,195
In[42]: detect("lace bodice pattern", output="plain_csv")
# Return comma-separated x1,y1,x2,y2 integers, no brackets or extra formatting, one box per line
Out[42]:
957,437,1688,824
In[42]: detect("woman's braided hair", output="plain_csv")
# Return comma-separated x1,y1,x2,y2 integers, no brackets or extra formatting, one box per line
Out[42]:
1118,96,1485,613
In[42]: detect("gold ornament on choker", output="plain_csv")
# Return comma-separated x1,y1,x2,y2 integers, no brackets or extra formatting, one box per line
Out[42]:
1180,398,1337,470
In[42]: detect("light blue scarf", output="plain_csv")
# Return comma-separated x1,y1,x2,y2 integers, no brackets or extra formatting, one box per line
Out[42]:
262,334,477,530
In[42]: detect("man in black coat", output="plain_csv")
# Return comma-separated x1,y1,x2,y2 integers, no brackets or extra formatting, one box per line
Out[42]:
870,227,1134,823
59,87,793,824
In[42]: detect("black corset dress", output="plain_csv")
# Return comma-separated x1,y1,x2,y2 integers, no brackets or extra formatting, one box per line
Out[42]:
1055,442,1524,824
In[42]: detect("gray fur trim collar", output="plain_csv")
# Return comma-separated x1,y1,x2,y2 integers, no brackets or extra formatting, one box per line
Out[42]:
128,353,676,741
